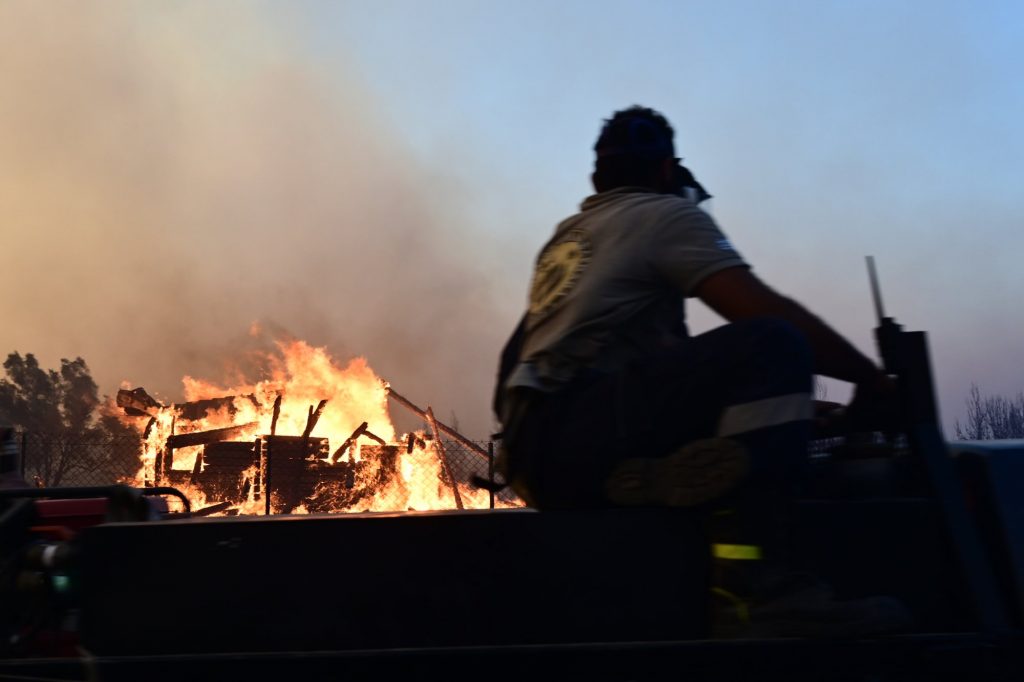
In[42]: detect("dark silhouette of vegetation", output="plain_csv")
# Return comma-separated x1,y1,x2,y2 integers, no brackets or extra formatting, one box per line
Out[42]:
954,384,1024,440
0,352,139,486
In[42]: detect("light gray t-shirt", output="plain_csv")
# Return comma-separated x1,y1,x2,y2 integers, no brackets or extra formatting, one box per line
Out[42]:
506,187,748,393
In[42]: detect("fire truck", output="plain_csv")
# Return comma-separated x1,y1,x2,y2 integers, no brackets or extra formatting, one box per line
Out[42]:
2,262,1023,681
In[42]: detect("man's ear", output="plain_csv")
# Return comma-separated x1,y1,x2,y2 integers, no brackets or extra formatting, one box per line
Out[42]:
658,157,679,193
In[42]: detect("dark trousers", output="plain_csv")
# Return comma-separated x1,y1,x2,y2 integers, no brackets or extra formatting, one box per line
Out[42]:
505,318,814,510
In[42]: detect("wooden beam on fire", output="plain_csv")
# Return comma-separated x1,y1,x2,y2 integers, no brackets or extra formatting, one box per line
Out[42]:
301,399,329,458
152,449,162,488
331,422,368,463
327,422,385,464
426,406,463,510
117,387,261,422
163,416,176,481
190,449,204,485
363,429,387,446
142,417,157,440
192,501,233,517
385,387,489,461
165,423,258,450
302,399,328,439
270,394,282,436
116,387,165,417
142,415,157,486
154,415,176,487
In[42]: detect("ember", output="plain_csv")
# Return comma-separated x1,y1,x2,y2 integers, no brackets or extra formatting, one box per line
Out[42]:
116,338,514,514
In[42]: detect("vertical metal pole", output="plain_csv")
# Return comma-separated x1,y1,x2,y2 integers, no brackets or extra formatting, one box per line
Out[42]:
488,441,495,510
266,394,281,516
264,439,272,516
252,438,262,501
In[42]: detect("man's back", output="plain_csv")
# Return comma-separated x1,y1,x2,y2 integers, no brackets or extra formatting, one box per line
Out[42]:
506,187,745,397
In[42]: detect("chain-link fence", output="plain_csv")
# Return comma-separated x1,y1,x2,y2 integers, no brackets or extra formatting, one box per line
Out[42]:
17,431,522,514
18,431,140,488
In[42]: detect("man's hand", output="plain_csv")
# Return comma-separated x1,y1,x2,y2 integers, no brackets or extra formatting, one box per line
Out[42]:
812,374,900,438
846,371,901,432
812,399,847,438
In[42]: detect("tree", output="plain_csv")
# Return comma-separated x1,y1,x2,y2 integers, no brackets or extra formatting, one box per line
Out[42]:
954,384,1024,441
0,352,139,486
0,353,98,432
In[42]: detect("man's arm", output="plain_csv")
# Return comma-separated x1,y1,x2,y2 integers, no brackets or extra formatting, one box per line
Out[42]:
694,266,881,386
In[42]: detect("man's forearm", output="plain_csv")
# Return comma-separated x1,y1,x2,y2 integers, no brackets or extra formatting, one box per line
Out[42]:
695,267,883,385
765,295,879,385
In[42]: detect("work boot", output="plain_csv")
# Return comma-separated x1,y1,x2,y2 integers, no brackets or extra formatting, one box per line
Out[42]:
706,489,912,639
605,437,749,507
711,573,913,639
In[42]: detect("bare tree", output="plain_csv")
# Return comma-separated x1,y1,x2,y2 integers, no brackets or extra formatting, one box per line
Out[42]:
954,384,1024,440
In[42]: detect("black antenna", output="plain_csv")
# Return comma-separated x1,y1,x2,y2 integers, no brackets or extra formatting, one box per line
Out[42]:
866,254,901,373
862,256,1007,631
865,255,886,323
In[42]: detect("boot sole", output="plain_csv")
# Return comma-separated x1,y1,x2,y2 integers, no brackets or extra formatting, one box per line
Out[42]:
605,438,750,507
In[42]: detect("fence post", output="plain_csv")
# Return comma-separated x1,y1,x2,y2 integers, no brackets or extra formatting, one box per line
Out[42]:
264,439,272,516
1,427,20,480
425,406,463,510
488,441,495,510
252,438,262,501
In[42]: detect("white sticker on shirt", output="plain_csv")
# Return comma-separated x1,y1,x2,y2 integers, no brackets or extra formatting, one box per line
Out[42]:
528,230,591,319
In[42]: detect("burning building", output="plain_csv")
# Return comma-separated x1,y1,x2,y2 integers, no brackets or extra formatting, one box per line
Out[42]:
115,339,510,515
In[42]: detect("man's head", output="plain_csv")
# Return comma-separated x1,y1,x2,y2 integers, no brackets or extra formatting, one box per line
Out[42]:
592,105,710,201
592,106,676,193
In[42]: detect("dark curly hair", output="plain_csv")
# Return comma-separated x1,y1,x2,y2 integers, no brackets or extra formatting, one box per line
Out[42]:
592,106,676,192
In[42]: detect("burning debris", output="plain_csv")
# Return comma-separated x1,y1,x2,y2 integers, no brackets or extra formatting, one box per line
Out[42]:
114,339,510,515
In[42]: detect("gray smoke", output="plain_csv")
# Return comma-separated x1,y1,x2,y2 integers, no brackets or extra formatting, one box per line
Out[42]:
0,2,514,438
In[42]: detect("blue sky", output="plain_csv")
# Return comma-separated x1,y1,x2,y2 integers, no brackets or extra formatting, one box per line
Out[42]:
304,0,1024,426
1,1,1021,437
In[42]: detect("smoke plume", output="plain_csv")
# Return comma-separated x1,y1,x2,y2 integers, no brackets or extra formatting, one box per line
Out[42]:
0,2,510,438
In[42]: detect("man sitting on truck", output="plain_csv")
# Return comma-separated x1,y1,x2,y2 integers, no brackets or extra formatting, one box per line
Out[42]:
494,105,910,637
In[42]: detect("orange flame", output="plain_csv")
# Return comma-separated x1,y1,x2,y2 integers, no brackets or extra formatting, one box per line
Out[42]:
126,337,518,514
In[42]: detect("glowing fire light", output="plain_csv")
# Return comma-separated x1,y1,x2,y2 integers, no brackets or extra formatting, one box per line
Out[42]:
125,337,515,514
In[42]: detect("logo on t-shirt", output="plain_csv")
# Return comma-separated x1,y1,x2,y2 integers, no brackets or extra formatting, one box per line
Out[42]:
528,230,591,320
